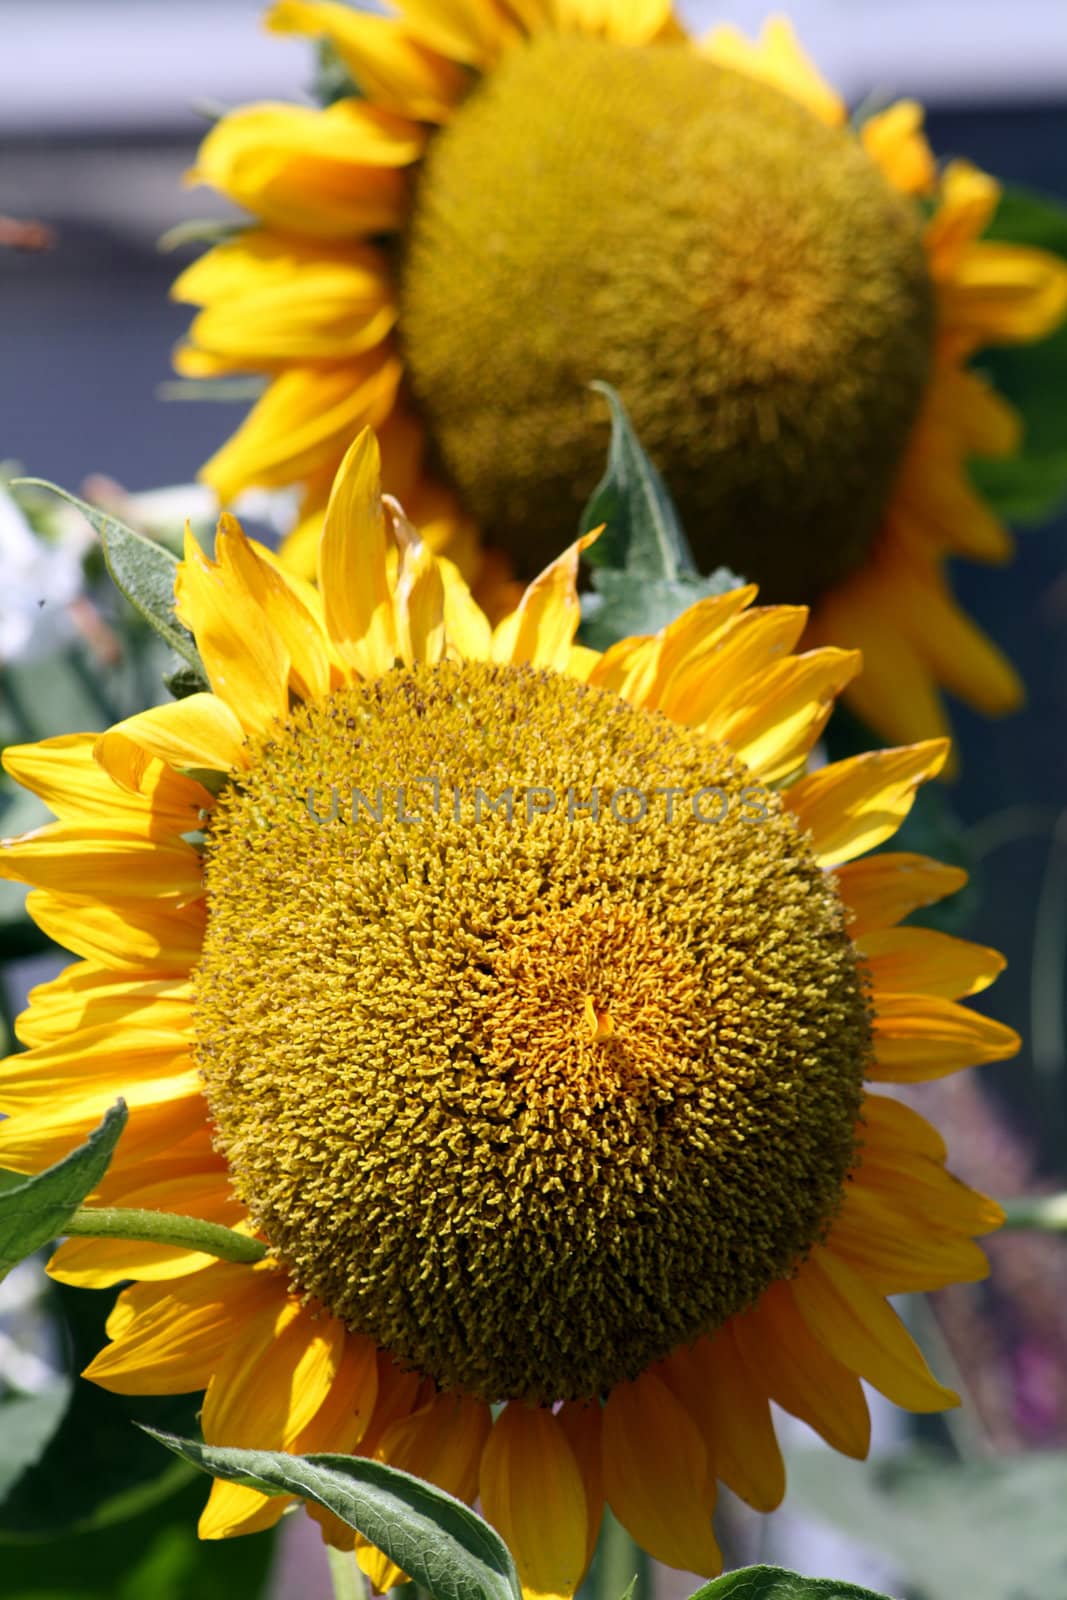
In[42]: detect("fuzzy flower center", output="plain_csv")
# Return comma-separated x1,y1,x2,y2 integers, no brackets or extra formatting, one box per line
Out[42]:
195,661,871,1403
399,35,934,600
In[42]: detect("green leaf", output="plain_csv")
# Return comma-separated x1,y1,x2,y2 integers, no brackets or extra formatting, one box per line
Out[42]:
11,480,205,673
969,185,1067,525
688,1569,896,1600
144,1431,522,1600
579,569,743,652
580,382,697,580
0,1382,73,1501
0,1102,127,1280
788,1447,1067,1600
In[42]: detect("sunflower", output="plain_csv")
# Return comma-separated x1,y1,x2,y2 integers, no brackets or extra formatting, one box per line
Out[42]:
0,430,1017,1595
171,4,1067,748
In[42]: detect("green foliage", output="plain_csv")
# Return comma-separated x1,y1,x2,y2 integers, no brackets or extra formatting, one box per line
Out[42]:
145,1432,523,1600
688,1570,896,1600
0,1103,127,1281
788,1448,1067,1600
970,185,1067,525
12,480,206,679
577,383,743,650
0,1472,275,1600
0,1279,203,1542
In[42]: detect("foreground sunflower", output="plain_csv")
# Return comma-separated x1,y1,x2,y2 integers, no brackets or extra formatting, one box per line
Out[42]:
172,3,1067,747
1,431,1018,1595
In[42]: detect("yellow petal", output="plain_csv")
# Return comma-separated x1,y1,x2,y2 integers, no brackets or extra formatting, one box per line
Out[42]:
191,100,420,236
319,427,398,677
940,241,1067,345
0,1082,205,1175
16,966,193,1049
806,569,954,750
859,1089,947,1162
715,647,861,784
700,15,845,126
267,2,467,121
49,1172,246,1287
827,1186,992,1293
733,1282,870,1458
858,925,1005,1000
96,696,248,791
394,531,447,667
785,740,950,868
174,528,290,734
0,823,202,902
834,851,967,938
492,535,595,671
480,1404,589,1600
870,994,1020,1080
1,1021,192,1106
554,0,677,45
377,1390,490,1506
659,605,808,728
216,513,332,701
661,1326,785,1513
438,556,493,661
602,1371,720,1578
2,734,212,830
556,1402,603,1575
24,889,205,971
860,100,936,196
175,232,397,366
84,1262,280,1395
397,0,521,68
791,1245,959,1413
200,1481,291,1540
201,356,403,506
925,161,1001,276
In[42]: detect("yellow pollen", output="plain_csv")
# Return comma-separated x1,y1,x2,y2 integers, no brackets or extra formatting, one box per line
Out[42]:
400,34,934,600
195,661,872,1404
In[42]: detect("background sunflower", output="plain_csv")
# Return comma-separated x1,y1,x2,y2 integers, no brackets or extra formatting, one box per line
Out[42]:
168,2,1067,748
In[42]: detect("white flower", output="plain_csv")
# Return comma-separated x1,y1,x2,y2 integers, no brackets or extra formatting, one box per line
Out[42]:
0,487,89,665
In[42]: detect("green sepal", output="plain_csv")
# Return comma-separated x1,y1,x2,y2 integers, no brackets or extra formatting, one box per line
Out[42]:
0,1101,127,1280
313,38,362,106
580,382,697,580
576,382,744,650
156,377,268,403
143,1432,523,1600
688,1568,895,1600
157,218,248,253
969,184,1067,525
163,662,210,700
11,480,205,675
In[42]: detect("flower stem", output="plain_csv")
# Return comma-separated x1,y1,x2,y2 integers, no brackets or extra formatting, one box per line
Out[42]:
63,1206,267,1263
595,1512,648,1600
327,1544,367,1600
1000,1194,1067,1232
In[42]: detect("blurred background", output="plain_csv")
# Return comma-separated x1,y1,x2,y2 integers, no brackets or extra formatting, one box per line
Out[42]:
1,2,1066,1598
